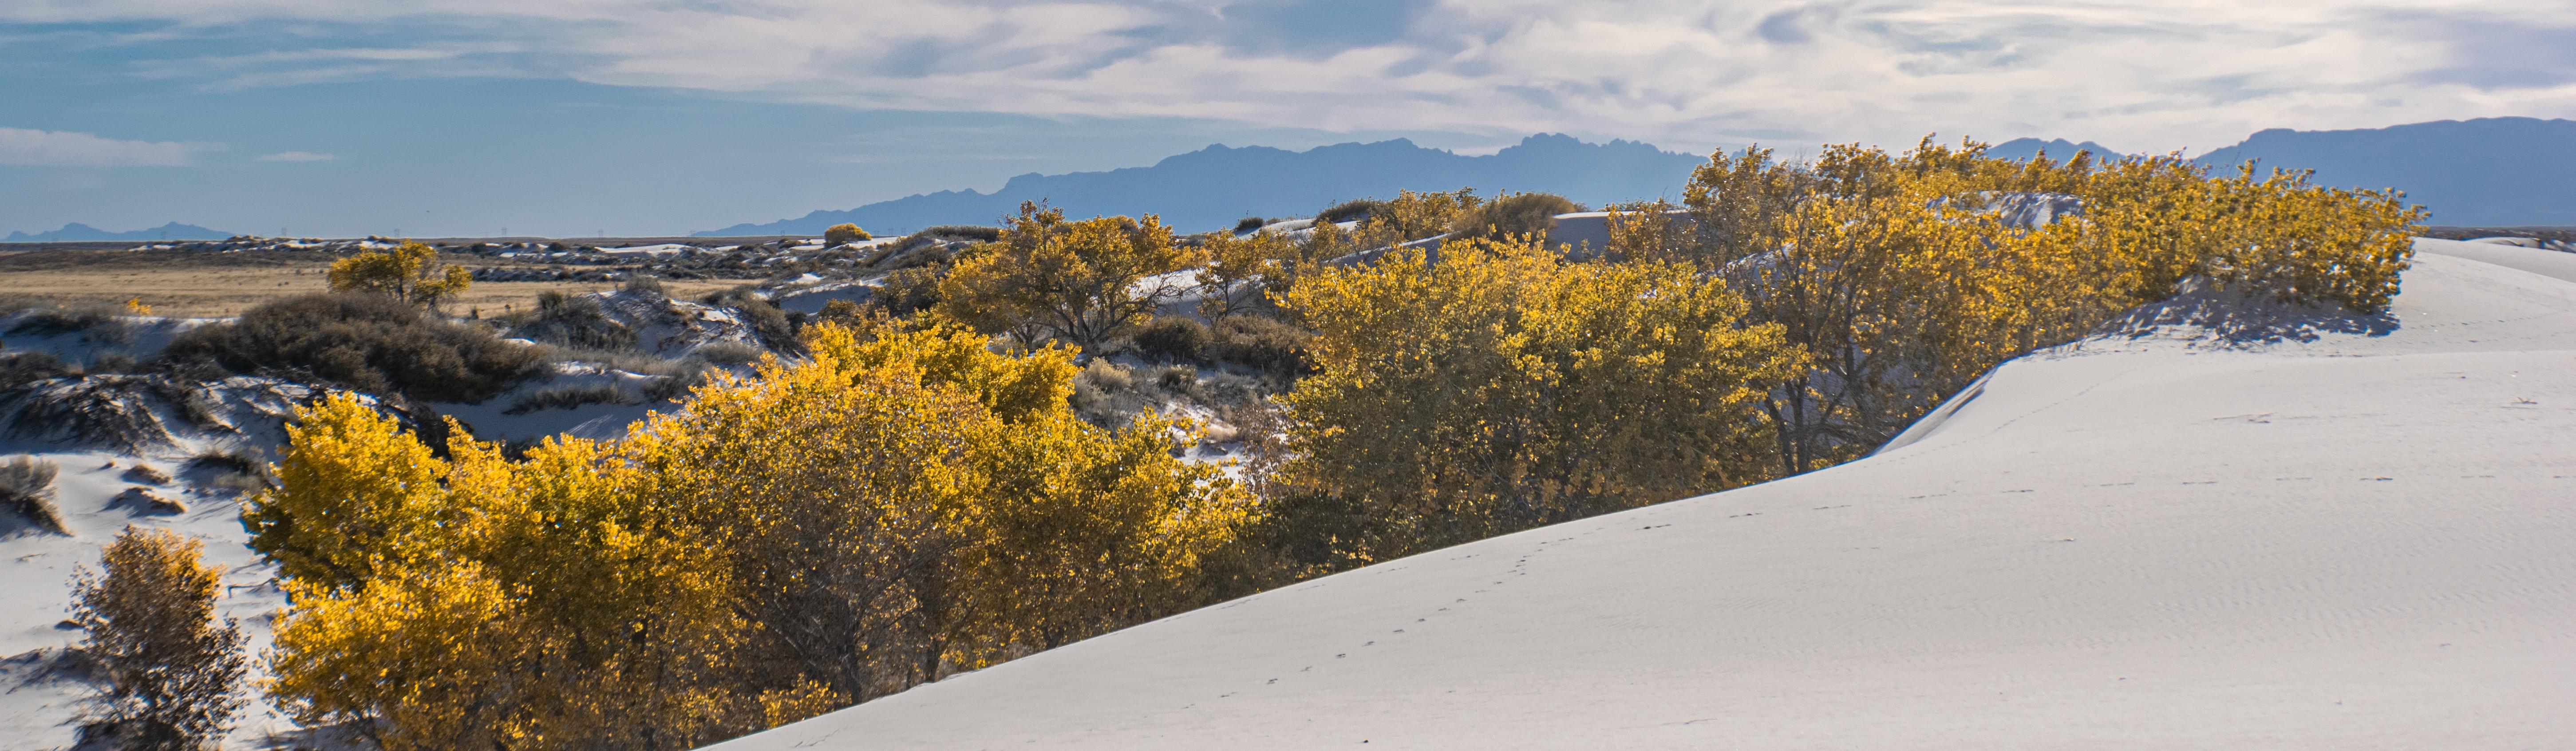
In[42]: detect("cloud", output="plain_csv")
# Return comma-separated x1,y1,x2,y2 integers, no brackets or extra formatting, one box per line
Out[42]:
10,0,2576,153
257,150,338,161
0,126,205,166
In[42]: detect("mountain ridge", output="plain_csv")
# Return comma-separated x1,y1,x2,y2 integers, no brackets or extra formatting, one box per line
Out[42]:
696,134,1705,236
4,221,233,242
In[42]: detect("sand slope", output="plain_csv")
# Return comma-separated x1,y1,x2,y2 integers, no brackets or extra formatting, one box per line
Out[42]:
711,238,2576,750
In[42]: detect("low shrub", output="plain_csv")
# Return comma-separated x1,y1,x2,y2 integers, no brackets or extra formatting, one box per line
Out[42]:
1130,317,1211,362
504,383,636,415
1207,315,1316,381
1316,198,1382,225
123,463,171,485
512,292,640,352
824,223,872,246
165,293,549,403
623,274,668,295
691,340,762,366
1450,192,1584,243
8,304,131,346
1,375,179,452
703,288,794,349
1233,217,1268,234
187,447,273,494
917,225,1003,242
0,351,76,390
1,455,68,535
641,361,714,403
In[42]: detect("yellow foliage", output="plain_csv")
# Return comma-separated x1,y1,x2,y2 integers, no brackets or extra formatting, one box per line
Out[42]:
823,223,871,245
1352,188,1481,249
1275,236,1804,560
328,241,472,307
1616,136,2424,470
260,319,1260,747
936,202,1200,348
123,296,153,316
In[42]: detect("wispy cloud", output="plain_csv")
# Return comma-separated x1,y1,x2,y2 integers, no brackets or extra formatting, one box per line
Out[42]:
9,0,2576,152
0,126,207,166
257,150,336,161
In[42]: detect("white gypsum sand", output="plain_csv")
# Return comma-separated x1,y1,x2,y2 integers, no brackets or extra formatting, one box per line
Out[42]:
709,237,2576,750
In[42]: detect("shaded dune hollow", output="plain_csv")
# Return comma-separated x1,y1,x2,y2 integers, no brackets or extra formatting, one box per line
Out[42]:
714,238,2576,750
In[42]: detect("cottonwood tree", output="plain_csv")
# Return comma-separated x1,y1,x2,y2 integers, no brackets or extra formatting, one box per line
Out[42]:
71,526,249,751
327,241,473,308
936,202,1199,348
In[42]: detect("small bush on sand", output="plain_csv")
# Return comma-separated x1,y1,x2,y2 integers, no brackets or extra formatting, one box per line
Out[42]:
165,293,548,403
69,526,249,751
1315,198,1382,225
691,340,762,366
513,291,640,352
1449,192,1584,244
703,288,794,349
824,223,872,246
187,447,274,494
123,463,172,485
2,455,68,535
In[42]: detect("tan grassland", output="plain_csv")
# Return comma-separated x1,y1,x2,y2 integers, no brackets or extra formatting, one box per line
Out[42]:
0,249,741,318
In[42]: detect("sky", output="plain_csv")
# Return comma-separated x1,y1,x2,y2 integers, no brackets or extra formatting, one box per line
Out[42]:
4,0,2573,237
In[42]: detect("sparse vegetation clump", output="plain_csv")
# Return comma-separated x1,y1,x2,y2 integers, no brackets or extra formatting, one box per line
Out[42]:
2,455,69,535
165,293,548,403
510,291,640,351
69,526,249,751
7,303,133,346
502,382,636,414
0,350,77,390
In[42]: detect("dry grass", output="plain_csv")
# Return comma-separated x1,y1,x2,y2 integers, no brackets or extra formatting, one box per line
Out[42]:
0,249,732,318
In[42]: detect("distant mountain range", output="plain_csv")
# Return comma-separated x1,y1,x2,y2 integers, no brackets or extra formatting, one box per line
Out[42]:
4,221,232,242
698,134,1705,236
1987,138,2124,162
2191,117,2576,227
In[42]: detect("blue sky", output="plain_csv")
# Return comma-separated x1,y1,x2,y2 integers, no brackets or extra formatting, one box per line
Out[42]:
4,0,2572,237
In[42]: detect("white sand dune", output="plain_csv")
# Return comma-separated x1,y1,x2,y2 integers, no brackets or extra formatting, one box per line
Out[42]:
711,238,2576,750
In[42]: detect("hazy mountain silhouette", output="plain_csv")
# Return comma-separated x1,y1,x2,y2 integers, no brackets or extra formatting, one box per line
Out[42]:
4,221,232,242
1988,138,2126,161
2192,117,2576,226
698,134,1704,236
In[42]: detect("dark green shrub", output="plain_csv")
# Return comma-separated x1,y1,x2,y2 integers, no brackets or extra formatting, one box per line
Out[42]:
8,304,132,346
1233,217,1268,233
163,293,548,403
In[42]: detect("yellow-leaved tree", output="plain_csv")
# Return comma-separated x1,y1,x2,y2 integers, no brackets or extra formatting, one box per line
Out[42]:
936,202,1199,348
327,241,472,308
